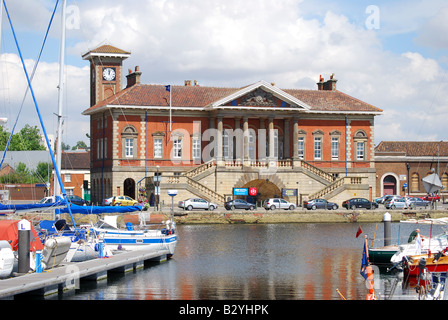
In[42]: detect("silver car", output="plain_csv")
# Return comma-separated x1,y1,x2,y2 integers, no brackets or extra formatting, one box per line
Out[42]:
178,198,218,211
384,196,408,209
263,198,296,210
405,196,430,209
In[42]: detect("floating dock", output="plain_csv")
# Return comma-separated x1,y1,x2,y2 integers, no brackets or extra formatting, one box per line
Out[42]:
0,248,171,299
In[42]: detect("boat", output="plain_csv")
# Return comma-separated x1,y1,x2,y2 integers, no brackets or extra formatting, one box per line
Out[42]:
0,240,14,278
403,251,448,277
0,220,71,273
89,215,177,256
38,219,101,263
368,218,448,267
368,245,400,267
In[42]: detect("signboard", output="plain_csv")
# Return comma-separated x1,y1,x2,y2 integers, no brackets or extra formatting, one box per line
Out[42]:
282,189,298,197
249,187,257,196
168,190,178,197
233,188,249,196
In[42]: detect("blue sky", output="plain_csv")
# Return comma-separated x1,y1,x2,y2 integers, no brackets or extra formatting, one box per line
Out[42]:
0,0,448,147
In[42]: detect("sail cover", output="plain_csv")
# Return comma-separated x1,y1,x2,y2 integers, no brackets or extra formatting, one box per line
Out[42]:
0,202,142,215
422,173,444,194
59,204,143,215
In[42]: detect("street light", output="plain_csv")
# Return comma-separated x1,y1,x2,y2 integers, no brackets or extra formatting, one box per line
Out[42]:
406,162,410,196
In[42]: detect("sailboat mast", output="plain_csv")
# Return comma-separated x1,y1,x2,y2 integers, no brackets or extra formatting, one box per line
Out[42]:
54,0,66,197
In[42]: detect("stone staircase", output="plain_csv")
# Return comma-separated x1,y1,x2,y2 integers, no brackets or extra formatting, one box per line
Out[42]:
165,175,225,204
163,159,359,205
308,176,366,200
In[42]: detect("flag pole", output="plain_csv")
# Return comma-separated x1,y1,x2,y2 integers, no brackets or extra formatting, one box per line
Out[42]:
169,85,172,132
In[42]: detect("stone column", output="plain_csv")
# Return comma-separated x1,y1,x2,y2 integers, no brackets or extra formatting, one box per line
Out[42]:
217,116,224,166
234,117,241,162
259,118,267,163
268,117,276,167
284,118,290,159
292,117,299,168
243,117,250,166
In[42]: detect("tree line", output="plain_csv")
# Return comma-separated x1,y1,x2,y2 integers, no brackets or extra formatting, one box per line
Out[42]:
0,125,88,184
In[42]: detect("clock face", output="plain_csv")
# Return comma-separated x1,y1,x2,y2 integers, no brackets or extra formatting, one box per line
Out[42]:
102,67,116,81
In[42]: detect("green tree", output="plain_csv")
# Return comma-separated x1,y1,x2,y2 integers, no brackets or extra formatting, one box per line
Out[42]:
0,124,46,151
72,140,88,150
34,162,52,183
61,142,70,151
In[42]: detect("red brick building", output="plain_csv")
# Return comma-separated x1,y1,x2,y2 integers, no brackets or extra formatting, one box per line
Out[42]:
375,141,448,200
82,45,382,206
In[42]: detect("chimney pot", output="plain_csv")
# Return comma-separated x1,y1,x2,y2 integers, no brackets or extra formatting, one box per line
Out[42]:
185,80,192,86
126,66,142,88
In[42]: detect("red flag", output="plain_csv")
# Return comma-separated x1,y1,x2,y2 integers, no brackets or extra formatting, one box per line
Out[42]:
356,226,363,238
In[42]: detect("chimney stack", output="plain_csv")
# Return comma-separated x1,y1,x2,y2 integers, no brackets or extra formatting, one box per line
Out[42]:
317,73,337,91
126,66,142,88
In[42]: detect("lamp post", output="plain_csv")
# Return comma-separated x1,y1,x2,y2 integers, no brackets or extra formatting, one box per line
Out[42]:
406,162,410,196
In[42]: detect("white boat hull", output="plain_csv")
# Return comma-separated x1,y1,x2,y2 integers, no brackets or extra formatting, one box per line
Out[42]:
0,241,14,278
92,228,177,254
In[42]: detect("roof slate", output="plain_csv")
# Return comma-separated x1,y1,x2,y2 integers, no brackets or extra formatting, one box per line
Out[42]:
375,141,448,157
61,152,90,170
83,83,382,114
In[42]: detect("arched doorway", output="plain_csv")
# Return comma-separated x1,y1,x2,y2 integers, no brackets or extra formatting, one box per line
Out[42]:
124,178,136,199
383,175,397,195
242,179,282,205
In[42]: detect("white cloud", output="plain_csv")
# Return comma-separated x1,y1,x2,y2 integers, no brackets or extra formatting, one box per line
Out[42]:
0,53,90,148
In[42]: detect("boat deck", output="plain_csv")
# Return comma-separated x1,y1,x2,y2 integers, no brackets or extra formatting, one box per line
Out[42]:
0,247,171,299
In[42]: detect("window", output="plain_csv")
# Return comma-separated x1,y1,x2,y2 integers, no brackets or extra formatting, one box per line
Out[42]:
298,137,304,159
314,137,322,160
154,138,163,158
125,138,134,157
354,130,368,162
121,126,138,159
411,173,419,192
96,138,107,160
248,129,256,160
173,138,182,159
192,137,201,160
356,142,365,160
330,131,341,160
274,130,279,159
442,173,448,193
64,174,71,183
223,130,231,160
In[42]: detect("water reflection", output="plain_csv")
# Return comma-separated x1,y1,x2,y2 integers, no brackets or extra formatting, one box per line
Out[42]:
63,222,447,300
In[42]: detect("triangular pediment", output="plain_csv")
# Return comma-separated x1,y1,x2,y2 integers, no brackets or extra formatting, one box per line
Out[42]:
208,80,311,110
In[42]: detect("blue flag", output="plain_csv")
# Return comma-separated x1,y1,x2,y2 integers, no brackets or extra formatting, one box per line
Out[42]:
165,85,171,92
360,239,369,280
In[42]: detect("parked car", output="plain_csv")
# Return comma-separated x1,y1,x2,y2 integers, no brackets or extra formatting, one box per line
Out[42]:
384,196,408,209
39,195,88,206
304,198,338,210
66,195,89,206
342,198,378,210
38,196,62,204
178,198,218,211
225,199,255,210
103,196,114,206
111,195,138,206
404,196,430,209
375,195,389,204
421,194,441,202
263,198,296,210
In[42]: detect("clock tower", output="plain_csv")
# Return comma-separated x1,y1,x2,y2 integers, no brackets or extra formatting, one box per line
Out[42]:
82,44,131,107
